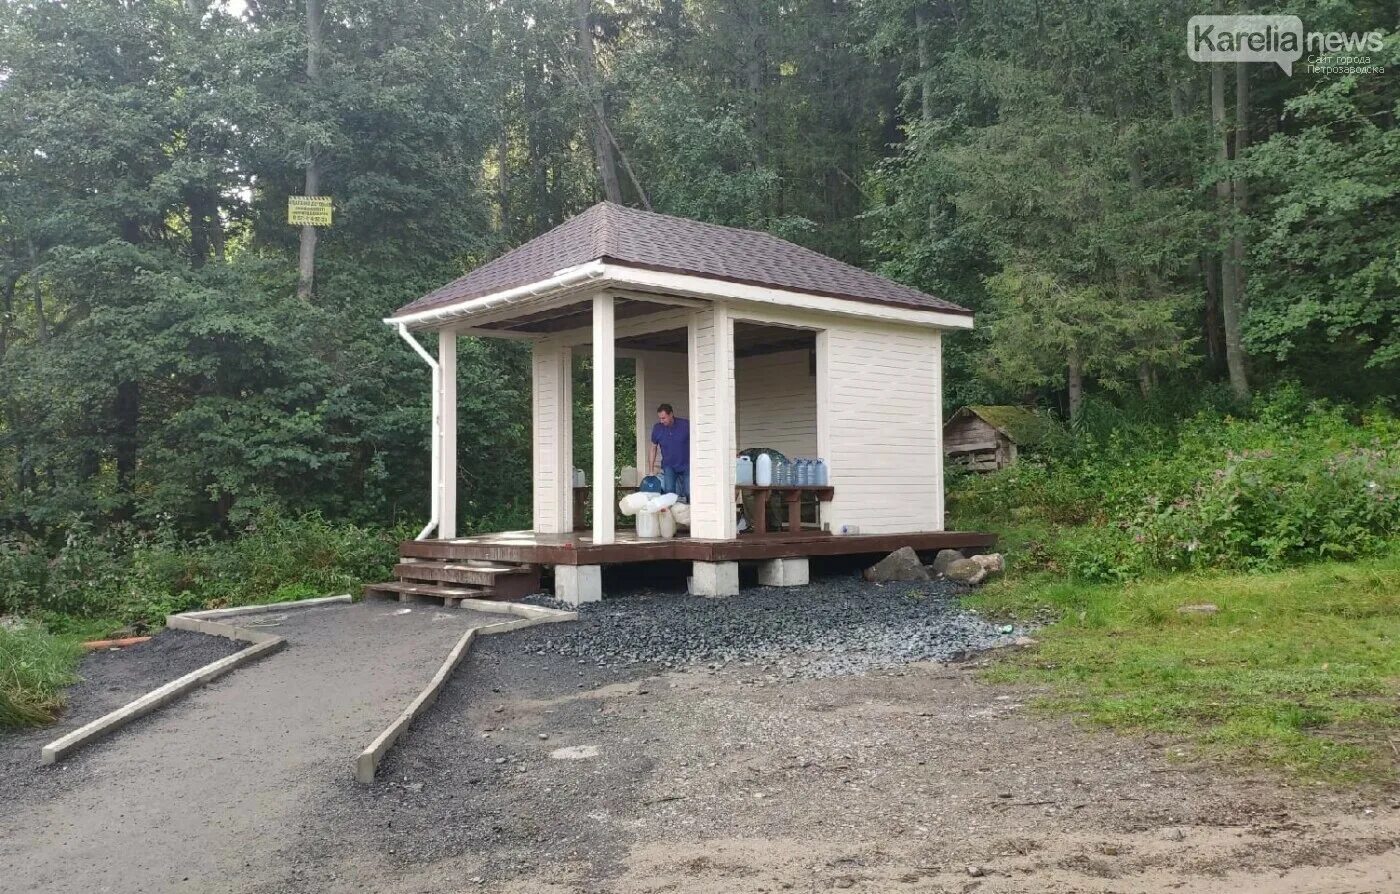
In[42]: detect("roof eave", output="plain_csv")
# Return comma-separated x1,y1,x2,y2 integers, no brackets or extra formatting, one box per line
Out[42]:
385,260,975,332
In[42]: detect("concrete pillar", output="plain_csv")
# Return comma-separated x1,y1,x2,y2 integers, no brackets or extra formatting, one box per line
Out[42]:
757,557,809,587
555,565,602,605
438,330,457,539
531,342,573,533
688,561,739,597
592,295,616,544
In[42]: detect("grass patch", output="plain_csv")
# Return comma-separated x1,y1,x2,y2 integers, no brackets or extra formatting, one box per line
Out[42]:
970,551,1400,782
0,624,84,730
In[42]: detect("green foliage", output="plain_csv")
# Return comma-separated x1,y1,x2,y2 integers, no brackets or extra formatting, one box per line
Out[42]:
972,552,1400,781
0,623,83,730
1240,36,1400,386
952,390,1400,581
0,511,401,634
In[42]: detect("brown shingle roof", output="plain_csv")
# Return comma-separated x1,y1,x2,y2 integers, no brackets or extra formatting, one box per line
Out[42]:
394,202,970,317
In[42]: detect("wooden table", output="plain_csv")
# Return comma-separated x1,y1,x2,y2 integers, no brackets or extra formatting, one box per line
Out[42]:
737,485,835,534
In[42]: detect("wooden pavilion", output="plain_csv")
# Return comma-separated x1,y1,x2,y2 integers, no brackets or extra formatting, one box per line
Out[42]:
370,202,994,604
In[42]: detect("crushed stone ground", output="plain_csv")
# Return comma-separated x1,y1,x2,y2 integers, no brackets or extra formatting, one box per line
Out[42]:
522,575,1029,677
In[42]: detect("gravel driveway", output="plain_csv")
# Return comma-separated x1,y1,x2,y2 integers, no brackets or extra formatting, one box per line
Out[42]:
4,578,1397,893
0,601,501,893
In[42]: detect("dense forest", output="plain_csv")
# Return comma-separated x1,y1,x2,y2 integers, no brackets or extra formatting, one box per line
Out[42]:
0,0,1396,544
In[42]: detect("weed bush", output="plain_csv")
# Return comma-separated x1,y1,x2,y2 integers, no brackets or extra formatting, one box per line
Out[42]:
950,389,1400,581
0,510,402,633
0,624,83,729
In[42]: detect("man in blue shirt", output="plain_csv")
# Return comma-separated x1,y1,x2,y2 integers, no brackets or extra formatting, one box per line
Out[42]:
648,403,690,502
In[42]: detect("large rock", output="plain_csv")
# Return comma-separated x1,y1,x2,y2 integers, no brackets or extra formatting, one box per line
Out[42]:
970,553,1005,576
944,557,988,586
863,546,931,583
930,549,964,575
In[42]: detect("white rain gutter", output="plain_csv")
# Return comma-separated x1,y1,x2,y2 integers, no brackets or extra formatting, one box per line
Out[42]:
396,323,442,541
382,260,608,329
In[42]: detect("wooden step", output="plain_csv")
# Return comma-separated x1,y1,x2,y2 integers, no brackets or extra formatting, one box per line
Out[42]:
394,561,534,587
393,559,541,600
364,580,491,607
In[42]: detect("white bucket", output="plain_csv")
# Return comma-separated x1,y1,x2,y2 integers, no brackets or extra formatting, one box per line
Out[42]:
657,508,677,539
671,501,691,527
636,509,661,538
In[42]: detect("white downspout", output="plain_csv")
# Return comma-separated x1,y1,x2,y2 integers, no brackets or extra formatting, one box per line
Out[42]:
396,323,441,540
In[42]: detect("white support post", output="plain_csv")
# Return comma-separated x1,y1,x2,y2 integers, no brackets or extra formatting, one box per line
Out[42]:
438,330,457,539
686,304,736,540
633,354,648,481
532,342,573,534
592,295,616,544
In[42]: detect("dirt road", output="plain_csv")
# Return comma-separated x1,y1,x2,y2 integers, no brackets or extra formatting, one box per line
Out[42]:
270,630,1400,893
3,601,1397,893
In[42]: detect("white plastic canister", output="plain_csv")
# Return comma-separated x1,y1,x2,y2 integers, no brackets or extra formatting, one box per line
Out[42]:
736,455,755,486
755,453,773,486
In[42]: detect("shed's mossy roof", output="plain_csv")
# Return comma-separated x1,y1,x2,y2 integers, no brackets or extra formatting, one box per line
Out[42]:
947,405,1050,445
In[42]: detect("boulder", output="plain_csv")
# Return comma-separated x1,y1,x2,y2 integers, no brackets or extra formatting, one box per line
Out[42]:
970,552,1006,576
931,548,964,575
863,546,931,582
1176,603,1219,616
944,557,988,586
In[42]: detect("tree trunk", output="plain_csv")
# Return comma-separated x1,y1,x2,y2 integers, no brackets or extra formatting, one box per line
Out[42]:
1067,353,1084,423
1199,252,1224,372
114,380,140,516
1229,61,1250,375
575,0,622,203
297,0,323,301
27,240,47,343
497,120,510,237
1212,62,1249,400
914,3,933,124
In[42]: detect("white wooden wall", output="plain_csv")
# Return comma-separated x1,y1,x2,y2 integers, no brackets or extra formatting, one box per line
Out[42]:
822,322,942,533
631,349,690,473
735,348,817,459
726,303,945,535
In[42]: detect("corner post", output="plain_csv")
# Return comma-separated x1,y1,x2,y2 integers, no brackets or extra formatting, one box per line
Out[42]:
592,294,616,544
438,329,457,539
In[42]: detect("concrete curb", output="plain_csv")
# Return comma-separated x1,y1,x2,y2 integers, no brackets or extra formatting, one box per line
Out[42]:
177,593,352,621
353,605,575,784
39,593,351,766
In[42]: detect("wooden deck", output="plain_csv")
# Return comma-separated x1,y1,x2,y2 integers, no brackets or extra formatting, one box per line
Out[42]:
399,529,998,566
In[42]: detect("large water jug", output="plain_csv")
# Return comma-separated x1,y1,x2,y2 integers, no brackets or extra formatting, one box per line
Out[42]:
736,455,754,486
795,459,809,486
814,459,828,485
755,453,773,486
773,457,789,486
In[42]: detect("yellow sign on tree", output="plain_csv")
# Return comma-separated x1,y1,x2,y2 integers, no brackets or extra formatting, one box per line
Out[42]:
288,195,333,227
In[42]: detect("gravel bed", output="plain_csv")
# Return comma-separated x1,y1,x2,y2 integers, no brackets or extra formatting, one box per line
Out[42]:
0,628,245,805
522,574,1029,678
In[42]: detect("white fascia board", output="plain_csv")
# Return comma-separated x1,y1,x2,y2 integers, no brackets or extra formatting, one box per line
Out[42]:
383,261,608,330
383,258,974,332
598,264,975,330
